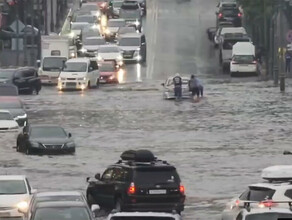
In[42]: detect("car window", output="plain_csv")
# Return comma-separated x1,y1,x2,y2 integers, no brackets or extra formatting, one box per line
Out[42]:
25,178,31,193
112,168,126,181
141,35,145,44
102,168,114,181
284,189,292,199
23,69,35,77
90,60,99,70
246,187,276,201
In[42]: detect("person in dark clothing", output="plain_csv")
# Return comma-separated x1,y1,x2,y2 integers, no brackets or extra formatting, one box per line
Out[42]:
286,51,291,73
173,73,182,100
189,74,203,99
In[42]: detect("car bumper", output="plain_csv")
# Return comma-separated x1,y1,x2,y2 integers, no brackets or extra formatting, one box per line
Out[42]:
58,80,88,91
30,147,75,154
230,64,257,73
123,56,142,62
123,201,184,212
99,76,118,84
40,75,59,85
0,208,24,219
163,91,191,99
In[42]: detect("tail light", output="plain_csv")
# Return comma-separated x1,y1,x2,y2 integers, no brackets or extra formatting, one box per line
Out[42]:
218,13,223,18
258,200,278,208
179,184,185,195
127,182,136,195
252,60,257,64
238,13,242,17
232,61,238,64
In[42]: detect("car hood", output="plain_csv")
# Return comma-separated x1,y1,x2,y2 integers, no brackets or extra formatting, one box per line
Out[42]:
83,45,102,51
60,72,87,78
0,120,18,128
0,79,11,83
99,53,120,59
108,27,119,33
6,109,26,118
0,194,29,207
31,137,71,145
119,46,140,51
100,71,115,76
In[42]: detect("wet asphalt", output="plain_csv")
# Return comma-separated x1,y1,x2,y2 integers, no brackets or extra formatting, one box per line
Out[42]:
2,0,292,219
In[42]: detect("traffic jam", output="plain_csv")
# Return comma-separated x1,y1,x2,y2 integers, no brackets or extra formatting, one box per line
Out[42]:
1,0,292,220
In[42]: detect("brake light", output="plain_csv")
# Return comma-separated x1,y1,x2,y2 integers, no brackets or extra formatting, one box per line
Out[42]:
127,182,136,195
252,60,257,64
238,13,242,17
258,200,278,208
179,184,185,195
218,13,223,18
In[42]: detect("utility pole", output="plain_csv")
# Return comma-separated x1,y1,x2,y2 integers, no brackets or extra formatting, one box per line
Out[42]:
16,2,19,66
37,0,41,60
279,0,286,92
274,4,279,86
50,0,54,32
23,0,28,65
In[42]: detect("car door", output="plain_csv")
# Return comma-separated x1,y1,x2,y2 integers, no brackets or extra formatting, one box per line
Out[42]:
111,168,127,206
13,70,26,91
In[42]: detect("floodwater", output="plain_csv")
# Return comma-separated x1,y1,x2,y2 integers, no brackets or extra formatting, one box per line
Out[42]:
2,0,292,219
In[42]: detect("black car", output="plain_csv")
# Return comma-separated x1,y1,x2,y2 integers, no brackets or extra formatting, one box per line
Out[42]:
86,150,185,213
217,8,242,27
0,67,41,95
28,201,94,220
16,125,75,155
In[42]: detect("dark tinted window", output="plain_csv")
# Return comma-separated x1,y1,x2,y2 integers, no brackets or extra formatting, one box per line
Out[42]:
239,189,249,200
284,189,292,199
247,187,275,201
111,217,175,220
121,3,139,10
134,168,180,185
90,60,99,70
30,127,67,139
222,9,239,16
112,168,126,181
0,180,27,194
223,39,249,49
102,168,114,181
33,207,90,220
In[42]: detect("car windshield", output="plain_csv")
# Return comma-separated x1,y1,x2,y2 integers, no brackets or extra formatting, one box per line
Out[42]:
71,23,88,30
0,101,22,109
99,47,119,53
223,39,249,50
63,62,88,72
108,20,126,27
233,55,254,63
80,4,99,13
113,1,123,7
134,169,180,184
84,38,105,45
100,64,115,72
248,187,276,201
119,38,140,46
33,207,90,220
43,57,67,71
111,217,176,220
76,16,96,23
30,127,67,139
0,70,14,79
245,213,292,220
121,3,139,10
0,180,27,195
83,29,100,38
118,27,136,34
0,112,13,120
120,11,140,18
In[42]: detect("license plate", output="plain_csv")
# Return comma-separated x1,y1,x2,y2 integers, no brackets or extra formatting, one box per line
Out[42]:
149,189,167,194
0,212,10,217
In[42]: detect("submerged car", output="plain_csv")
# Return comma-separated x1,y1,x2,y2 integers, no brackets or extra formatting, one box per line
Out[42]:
16,124,76,155
99,61,121,84
162,76,191,100
97,45,124,66
0,110,19,132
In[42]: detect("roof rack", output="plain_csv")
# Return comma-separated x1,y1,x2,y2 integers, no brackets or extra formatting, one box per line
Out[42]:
243,200,292,212
262,166,292,183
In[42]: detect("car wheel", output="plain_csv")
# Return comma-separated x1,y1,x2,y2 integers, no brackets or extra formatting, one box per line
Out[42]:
114,198,123,212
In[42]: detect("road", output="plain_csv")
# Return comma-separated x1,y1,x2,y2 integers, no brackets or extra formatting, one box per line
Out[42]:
3,0,292,219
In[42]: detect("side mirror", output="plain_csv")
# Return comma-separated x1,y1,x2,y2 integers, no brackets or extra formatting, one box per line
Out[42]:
68,133,72,138
161,83,165,86
95,173,101,180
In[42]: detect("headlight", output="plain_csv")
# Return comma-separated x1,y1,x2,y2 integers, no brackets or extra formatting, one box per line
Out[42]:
117,55,123,60
136,55,142,61
97,56,103,61
96,11,100,16
17,113,27,119
105,29,111,35
69,32,75,38
109,75,115,80
16,201,28,212
66,142,75,147
134,20,140,26
70,52,75,57
58,77,65,81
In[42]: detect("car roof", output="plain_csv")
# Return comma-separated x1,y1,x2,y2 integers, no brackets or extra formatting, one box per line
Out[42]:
36,201,86,208
35,191,83,197
119,33,143,38
110,212,180,217
249,182,292,189
0,175,26,180
66,58,90,63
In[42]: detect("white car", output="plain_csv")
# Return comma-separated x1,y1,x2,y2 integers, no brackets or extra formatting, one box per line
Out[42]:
97,45,123,66
80,37,106,57
162,76,191,100
58,58,100,91
232,203,292,220
107,212,182,220
222,165,292,220
0,175,36,218
104,19,126,39
0,110,19,132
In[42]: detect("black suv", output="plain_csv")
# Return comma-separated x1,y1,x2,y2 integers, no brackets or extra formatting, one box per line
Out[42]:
0,67,41,95
86,150,185,213
217,8,242,27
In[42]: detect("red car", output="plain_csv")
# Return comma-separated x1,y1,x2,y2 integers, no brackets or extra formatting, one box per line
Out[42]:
99,61,120,84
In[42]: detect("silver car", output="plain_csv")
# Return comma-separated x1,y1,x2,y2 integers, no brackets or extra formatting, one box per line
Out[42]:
162,76,191,100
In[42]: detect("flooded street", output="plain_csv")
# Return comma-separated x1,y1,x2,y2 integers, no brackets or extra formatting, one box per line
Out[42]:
2,0,292,219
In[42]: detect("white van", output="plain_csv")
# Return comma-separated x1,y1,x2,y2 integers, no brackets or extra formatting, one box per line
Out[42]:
58,58,100,91
230,42,257,76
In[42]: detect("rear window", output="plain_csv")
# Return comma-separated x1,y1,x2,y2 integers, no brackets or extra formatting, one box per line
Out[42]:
121,3,139,10
246,213,292,220
134,168,180,185
111,217,175,220
222,9,239,16
240,187,276,201
233,55,255,63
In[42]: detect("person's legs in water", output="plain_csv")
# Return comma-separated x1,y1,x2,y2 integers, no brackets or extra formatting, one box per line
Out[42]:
174,87,180,100
200,86,203,97
178,86,182,99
